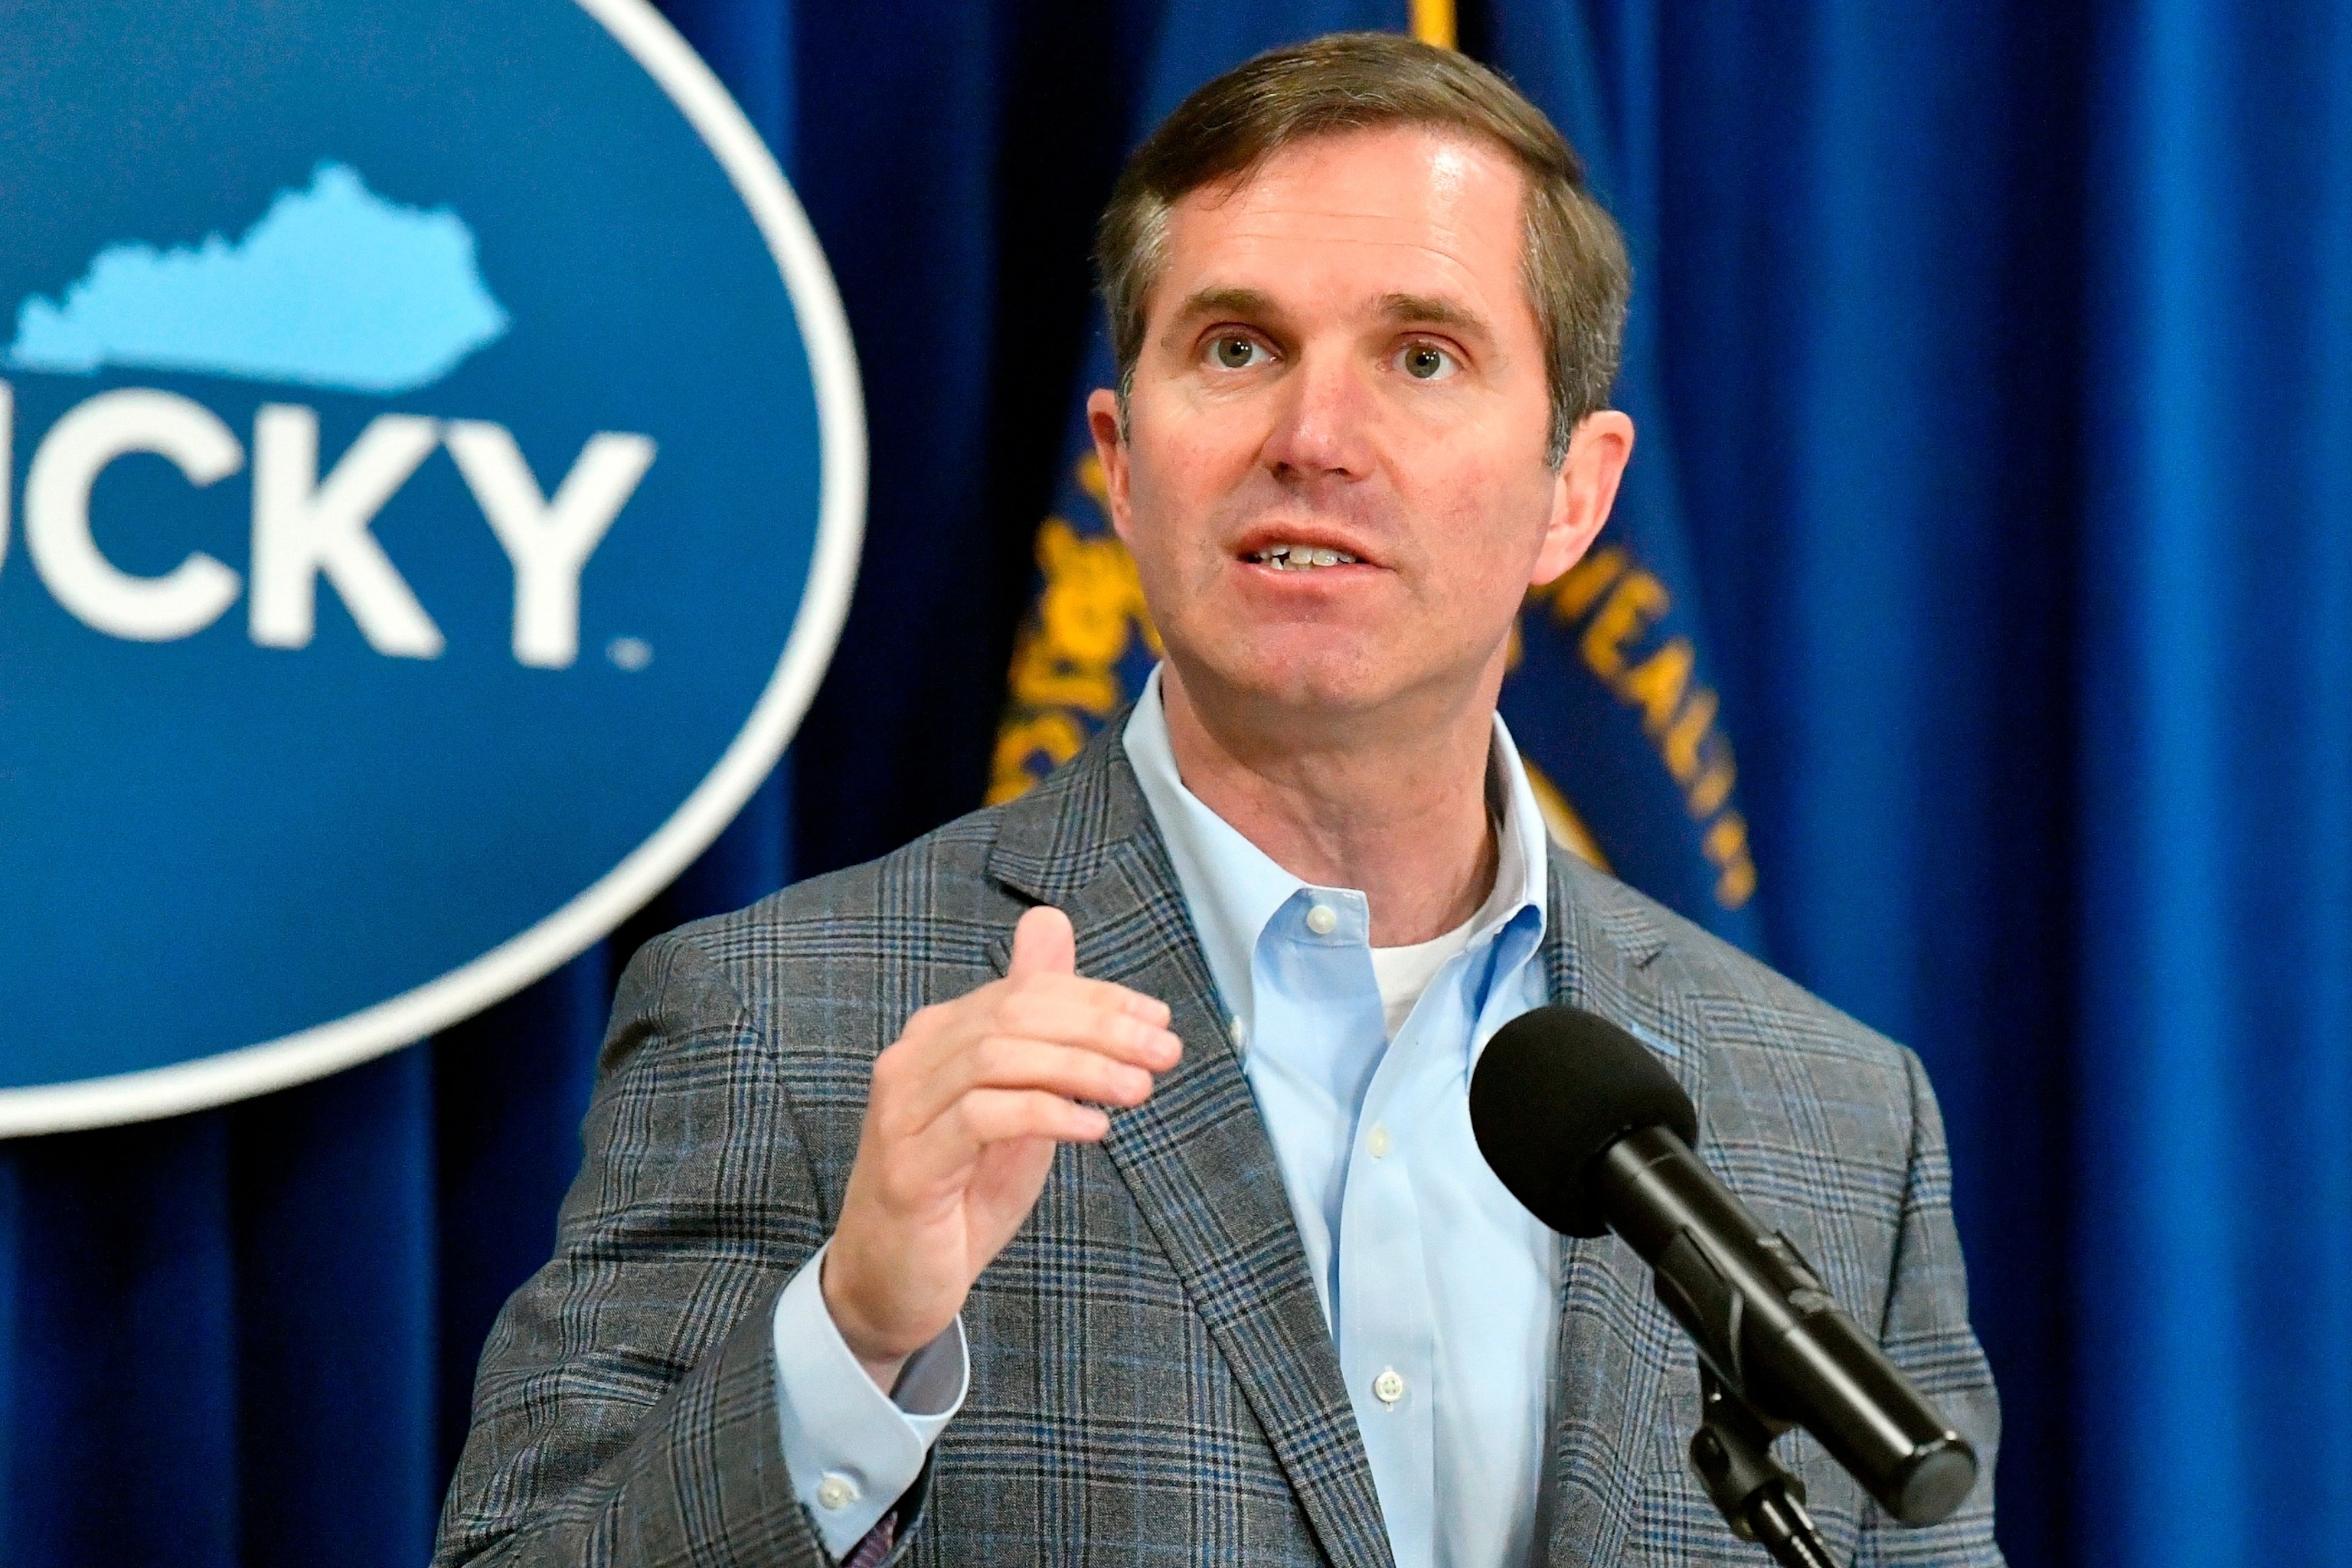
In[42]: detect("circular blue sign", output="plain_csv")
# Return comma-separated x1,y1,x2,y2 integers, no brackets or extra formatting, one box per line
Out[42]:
0,0,864,1132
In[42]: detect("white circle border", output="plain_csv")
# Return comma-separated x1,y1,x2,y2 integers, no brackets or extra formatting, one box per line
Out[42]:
0,0,867,1137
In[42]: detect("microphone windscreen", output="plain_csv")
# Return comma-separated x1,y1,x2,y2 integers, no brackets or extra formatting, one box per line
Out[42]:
1471,1006,1698,1237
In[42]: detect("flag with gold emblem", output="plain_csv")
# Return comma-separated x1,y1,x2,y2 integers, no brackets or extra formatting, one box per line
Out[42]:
1483,0,1762,947
991,0,1766,952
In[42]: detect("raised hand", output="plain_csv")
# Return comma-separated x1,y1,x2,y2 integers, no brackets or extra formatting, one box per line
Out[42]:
821,905,1182,1390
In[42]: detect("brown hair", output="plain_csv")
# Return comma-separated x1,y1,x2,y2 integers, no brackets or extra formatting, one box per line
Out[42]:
1096,31,1630,467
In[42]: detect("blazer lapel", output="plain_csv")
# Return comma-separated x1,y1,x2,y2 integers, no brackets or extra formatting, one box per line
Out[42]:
1534,854,1703,1566
988,732,1396,1568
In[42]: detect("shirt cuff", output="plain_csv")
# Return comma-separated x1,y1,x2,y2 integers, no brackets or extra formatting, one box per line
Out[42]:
771,1239,969,1560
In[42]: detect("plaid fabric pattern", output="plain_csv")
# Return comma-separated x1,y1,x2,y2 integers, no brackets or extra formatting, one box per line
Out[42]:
434,722,2003,1566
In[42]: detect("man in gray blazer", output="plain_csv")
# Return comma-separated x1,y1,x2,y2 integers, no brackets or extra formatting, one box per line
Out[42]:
437,32,2001,1568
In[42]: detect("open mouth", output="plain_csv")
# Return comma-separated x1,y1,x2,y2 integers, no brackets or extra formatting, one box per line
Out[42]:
1246,543,1363,571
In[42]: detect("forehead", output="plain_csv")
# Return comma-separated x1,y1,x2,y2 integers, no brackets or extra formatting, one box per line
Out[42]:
1155,125,1532,323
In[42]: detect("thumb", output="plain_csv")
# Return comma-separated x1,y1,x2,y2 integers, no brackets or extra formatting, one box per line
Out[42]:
1008,904,1077,978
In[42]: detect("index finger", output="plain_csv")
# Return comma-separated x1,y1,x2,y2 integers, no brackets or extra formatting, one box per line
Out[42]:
995,969,1171,1027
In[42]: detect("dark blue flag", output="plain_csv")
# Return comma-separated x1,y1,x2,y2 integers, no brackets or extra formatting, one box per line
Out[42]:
1485,0,1763,949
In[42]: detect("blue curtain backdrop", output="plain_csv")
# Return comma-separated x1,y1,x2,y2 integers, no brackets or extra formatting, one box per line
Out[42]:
2,4,2347,1567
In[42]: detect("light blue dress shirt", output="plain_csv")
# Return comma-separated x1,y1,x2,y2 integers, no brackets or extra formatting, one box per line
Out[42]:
771,667,1560,1567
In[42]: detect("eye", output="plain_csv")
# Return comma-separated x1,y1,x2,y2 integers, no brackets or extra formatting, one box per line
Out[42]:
1396,341,1459,381
1209,334,1269,371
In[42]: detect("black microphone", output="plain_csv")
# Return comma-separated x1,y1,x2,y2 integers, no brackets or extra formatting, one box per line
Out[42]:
1469,1005,1978,1538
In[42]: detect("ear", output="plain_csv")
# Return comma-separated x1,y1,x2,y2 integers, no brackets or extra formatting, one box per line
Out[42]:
1530,410,1634,586
1086,387,1133,544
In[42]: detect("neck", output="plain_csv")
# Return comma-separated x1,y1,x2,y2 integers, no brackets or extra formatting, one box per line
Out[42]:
1158,661,1501,947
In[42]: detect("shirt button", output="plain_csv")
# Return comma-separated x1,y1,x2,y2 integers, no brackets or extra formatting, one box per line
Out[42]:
815,1472,860,1511
1367,1123,1392,1158
1229,1015,1247,1048
1305,903,1339,936
1373,1367,1406,1406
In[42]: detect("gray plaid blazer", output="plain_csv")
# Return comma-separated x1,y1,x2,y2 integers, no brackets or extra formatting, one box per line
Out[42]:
436,724,2002,1566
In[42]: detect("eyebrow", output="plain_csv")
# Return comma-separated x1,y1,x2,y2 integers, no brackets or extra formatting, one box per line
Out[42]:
1169,286,1282,325
1376,292,1489,335
1163,286,1491,338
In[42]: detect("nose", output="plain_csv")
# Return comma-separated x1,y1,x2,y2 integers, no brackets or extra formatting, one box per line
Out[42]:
1260,345,1375,485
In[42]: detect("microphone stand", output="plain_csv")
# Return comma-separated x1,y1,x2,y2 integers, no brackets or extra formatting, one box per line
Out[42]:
1688,1367,1838,1568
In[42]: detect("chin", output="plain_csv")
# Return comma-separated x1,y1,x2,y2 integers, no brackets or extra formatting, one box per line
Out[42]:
1204,645,1400,717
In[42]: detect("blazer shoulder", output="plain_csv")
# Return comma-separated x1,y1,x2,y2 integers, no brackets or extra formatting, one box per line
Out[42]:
1560,851,1910,1074
659,725,1139,972
668,795,1029,960
1553,852,1930,1195
1556,858,1951,1332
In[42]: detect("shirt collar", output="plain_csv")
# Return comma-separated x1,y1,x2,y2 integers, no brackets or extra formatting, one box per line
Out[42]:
1122,665,1550,1033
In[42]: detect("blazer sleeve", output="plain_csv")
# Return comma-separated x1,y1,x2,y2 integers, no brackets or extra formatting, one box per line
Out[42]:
1851,1046,2006,1566
432,929,855,1568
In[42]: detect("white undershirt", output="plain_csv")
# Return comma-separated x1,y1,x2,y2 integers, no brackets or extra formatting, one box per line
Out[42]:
1368,821,1514,1040
1369,916,1478,1039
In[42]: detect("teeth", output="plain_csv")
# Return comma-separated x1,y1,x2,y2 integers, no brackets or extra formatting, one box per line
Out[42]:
1252,544,1361,570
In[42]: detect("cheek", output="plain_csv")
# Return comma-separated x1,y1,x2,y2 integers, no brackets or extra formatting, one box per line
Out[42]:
1125,433,1246,567
1413,474,1553,602
1114,459,1217,626
1133,379,1272,489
